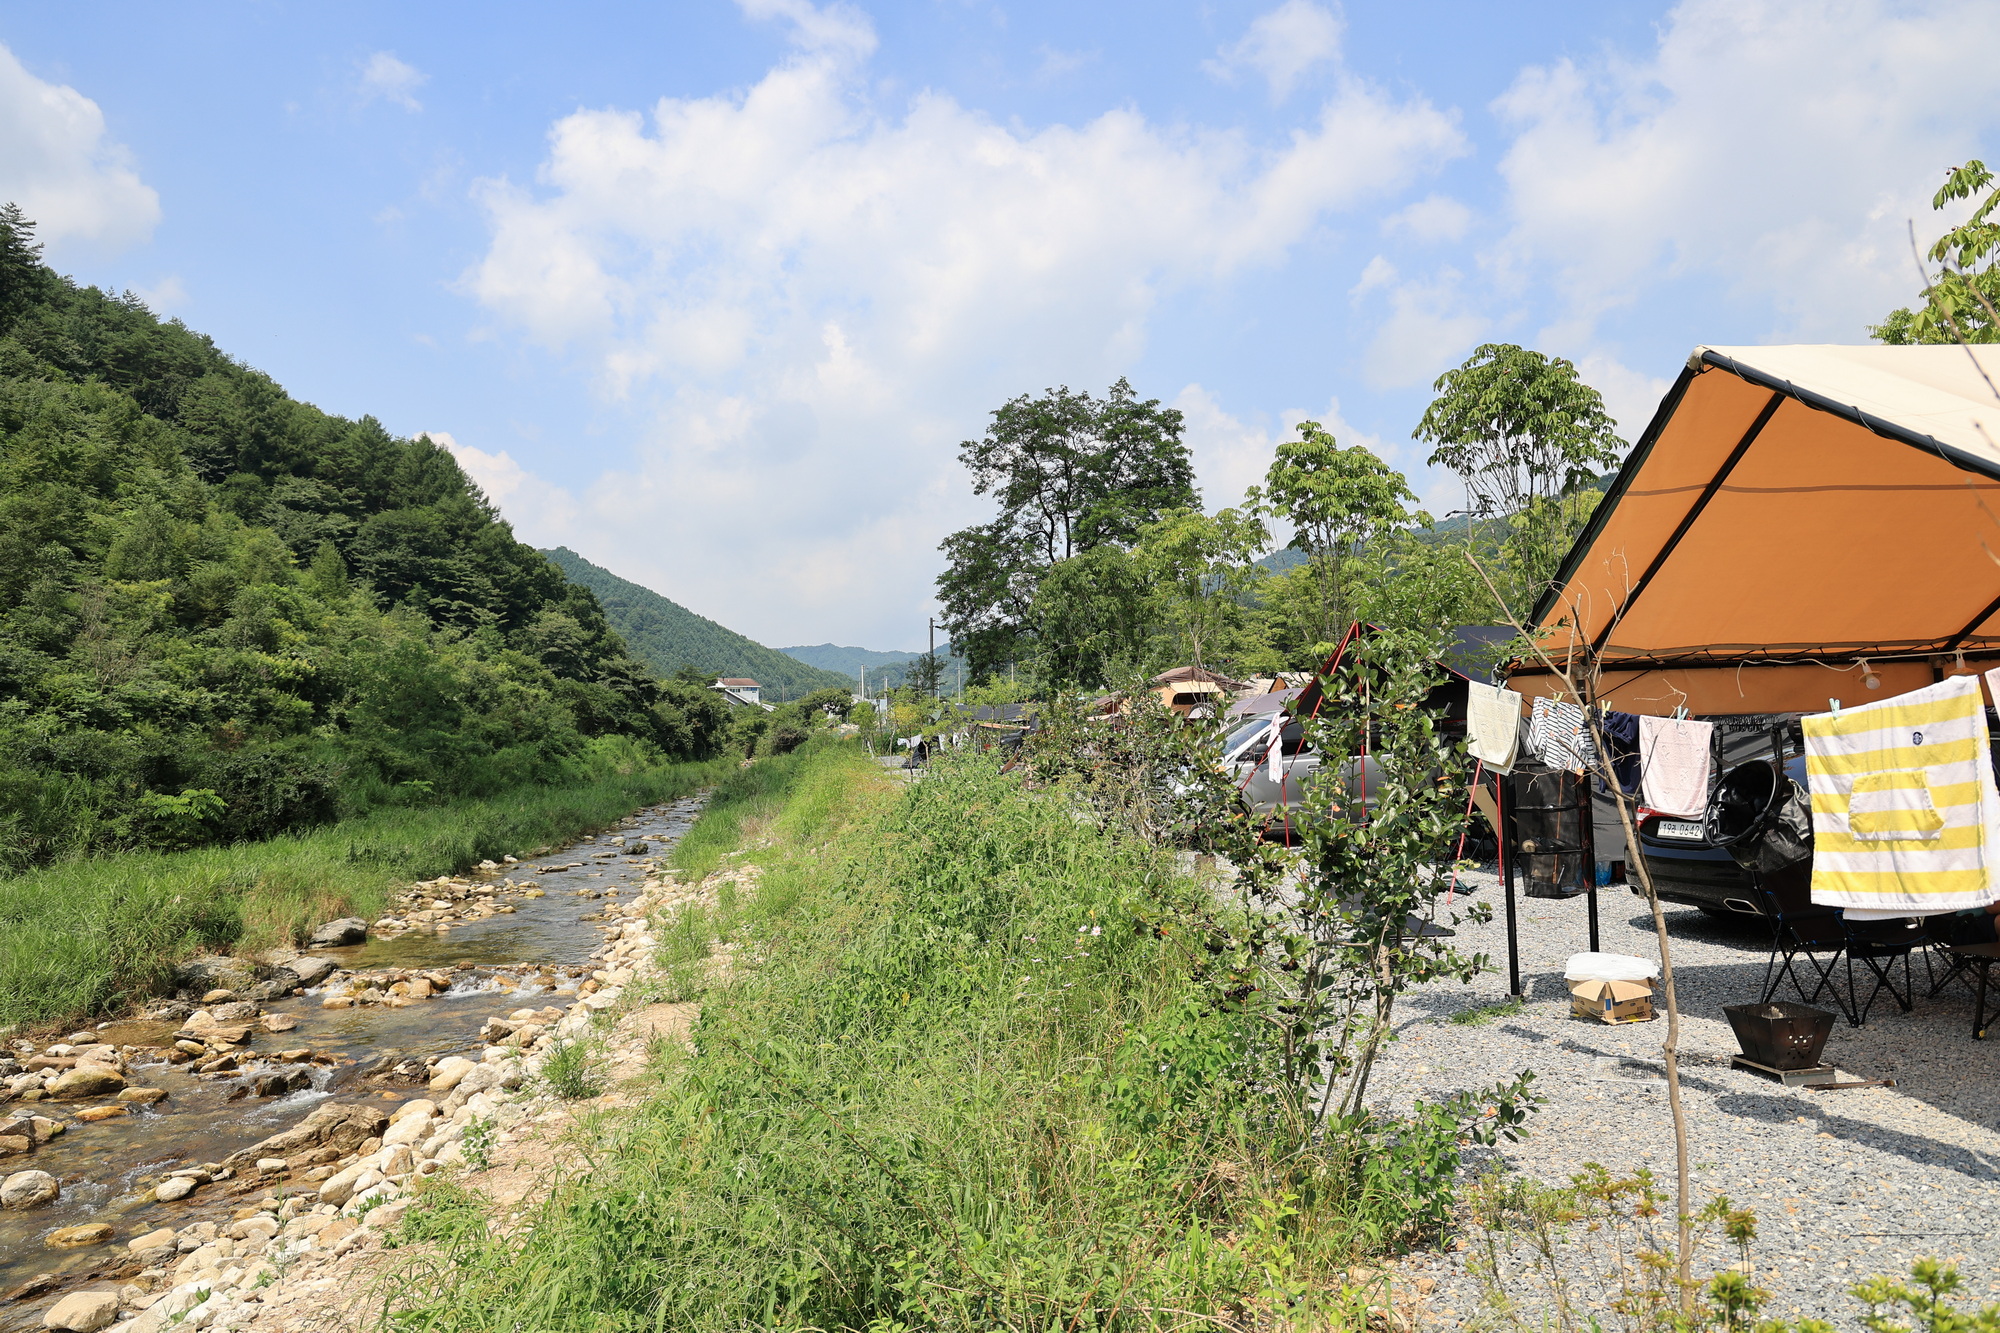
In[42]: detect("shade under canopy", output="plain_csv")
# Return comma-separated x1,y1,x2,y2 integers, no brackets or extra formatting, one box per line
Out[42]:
1511,344,2000,715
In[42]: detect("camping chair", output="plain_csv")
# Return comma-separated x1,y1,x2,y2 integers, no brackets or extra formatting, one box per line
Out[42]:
1754,864,1920,1027
1919,917,2000,1039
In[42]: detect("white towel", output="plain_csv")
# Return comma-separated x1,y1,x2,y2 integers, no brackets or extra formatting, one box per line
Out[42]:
1528,696,1591,773
1638,715,1714,819
1803,674,2000,914
1465,681,1523,774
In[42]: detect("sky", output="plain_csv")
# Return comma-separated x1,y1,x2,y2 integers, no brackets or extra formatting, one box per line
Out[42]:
3,0,1997,651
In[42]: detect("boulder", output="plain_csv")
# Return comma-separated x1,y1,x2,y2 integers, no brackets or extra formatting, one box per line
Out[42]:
44,1224,112,1248
261,1013,298,1033
276,956,339,989
207,1002,261,1023
153,1176,198,1202
1,1169,59,1209
48,1064,125,1099
27,1118,63,1143
116,1087,168,1105
317,1160,369,1206
73,1106,127,1123
42,1290,118,1332
222,1101,387,1169
380,1114,431,1148
388,1098,437,1124
0,1135,27,1156
308,918,368,948
174,956,268,996
427,1056,477,1093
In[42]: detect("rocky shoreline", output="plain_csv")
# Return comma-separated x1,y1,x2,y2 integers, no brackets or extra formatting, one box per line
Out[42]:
14,853,736,1333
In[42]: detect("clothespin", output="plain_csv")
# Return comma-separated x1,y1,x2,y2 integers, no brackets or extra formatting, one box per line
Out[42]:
1672,704,1688,721
1830,698,1842,719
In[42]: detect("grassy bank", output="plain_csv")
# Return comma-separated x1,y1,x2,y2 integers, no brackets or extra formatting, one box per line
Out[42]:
390,743,1411,1331
0,757,733,1030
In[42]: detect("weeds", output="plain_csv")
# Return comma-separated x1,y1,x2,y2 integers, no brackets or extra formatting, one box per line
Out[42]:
1450,998,1524,1026
458,1117,496,1171
536,1040,602,1101
387,745,1440,1332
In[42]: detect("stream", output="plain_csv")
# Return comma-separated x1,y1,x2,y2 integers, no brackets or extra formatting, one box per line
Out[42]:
0,794,705,1325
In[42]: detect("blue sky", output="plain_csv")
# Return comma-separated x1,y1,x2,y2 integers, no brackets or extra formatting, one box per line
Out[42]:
3,0,1996,650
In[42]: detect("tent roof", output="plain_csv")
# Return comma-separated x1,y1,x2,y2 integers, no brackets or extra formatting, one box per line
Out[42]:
1514,345,2000,715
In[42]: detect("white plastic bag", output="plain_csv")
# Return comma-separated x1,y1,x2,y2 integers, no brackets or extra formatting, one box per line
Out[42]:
1563,951,1660,983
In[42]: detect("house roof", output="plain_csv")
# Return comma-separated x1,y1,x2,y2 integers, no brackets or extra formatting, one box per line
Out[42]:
1150,665,1251,691
716,678,761,688
1509,344,2000,715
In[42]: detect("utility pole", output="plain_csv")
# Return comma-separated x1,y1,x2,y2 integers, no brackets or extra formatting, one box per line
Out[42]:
928,617,938,700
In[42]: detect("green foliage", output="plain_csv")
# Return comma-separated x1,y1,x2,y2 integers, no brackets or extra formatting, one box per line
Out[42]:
0,208,726,868
387,745,1478,1333
535,1040,603,1101
1414,344,1625,615
1873,159,2000,345
1250,420,1416,650
937,378,1198,679
1029,544,1156,690
1134,506,1269,673
0,754,727,1027
542,546,854,701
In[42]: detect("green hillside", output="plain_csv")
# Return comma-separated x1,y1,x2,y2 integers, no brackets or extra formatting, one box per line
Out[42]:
779,643,922,677
0,206,727,871
543,548,854,701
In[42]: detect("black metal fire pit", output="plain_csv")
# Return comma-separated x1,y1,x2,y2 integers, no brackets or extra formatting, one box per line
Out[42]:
1724,1000,1834,1071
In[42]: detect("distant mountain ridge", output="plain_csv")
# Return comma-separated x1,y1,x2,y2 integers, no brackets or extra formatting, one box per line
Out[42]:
542,548,855,702
779,644,926,677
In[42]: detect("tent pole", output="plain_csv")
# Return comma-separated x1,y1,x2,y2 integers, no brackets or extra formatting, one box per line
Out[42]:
1501,773,1521,997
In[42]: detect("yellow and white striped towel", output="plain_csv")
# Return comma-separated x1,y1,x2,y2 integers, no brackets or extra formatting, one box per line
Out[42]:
1804,674,2000,913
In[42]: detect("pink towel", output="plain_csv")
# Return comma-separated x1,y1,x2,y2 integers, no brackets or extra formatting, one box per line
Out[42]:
1638,715,1713,819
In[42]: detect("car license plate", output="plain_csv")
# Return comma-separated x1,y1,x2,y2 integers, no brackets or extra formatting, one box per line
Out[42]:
1655,820,1704,841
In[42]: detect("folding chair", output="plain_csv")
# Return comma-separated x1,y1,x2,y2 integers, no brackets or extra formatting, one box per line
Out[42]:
1755,863,1919,1027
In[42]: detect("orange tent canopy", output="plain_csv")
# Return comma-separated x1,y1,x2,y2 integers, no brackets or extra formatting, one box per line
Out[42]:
1509,344,2000,716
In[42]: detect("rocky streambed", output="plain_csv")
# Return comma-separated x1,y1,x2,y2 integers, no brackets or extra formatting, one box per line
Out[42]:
0,794,707,1333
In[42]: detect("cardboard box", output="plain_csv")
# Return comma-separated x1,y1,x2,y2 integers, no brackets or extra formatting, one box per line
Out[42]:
1569,977,1655,1024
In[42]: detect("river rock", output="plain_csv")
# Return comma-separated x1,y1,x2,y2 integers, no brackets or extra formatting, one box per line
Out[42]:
427,1056,476,1092
317,1161,370,1206
48,1063,125,1099
208,1002,260,1023
223,1101,387,1168
275,955,339,988
153,1175,198,1202
261,1013,298,1032
44,1224,112,1248
0,1135,27,1156
1,1169,59,1209
73,1105,127,1123
308,917,368,947
117,1087,168,1104
42,1289,119,1332
175,956,269,996
27,1117,63,1143
127,1227,177,1255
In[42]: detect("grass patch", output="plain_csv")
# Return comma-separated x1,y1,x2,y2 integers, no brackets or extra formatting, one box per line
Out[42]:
0,756,733,1031
1449,997,1525,1026
535,1038,605,1101
667,748,814,878
386,744,1412,1332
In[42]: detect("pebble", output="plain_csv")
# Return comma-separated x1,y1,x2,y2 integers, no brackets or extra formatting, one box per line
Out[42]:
1368,866,2000,1326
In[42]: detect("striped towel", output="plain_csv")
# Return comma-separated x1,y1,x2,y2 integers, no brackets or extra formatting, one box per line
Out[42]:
1804,674,2000,913
1528,696,1593,774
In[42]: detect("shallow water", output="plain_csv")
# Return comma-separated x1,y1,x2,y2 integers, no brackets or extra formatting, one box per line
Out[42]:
0,794,704,1316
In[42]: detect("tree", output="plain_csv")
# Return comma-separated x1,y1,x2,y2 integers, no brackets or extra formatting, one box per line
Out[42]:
1250,421,1416,653
937,379,1197,678
0,203,46,333
798,686,852,721
1414,345,1623,613
1874,160,2000,345
1133,506,1268,673
1030,545,1156,691
904,650,945,699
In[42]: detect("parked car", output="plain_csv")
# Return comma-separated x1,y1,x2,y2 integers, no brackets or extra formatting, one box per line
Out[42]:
1633,753,1807,919
1220,716,1381,818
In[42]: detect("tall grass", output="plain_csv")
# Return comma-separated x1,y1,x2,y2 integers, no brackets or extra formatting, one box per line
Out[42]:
667,747,814,878
0,757,733,1031
387,745,1400,1331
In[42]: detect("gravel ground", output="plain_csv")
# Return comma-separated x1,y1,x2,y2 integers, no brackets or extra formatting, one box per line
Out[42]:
1366,866,2000,1328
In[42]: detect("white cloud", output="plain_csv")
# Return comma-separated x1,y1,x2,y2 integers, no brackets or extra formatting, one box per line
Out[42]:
424,431,548,514
131,274,187,314
360,51,426,112
1174,384,1402,536
1383,193,1471,243
1489,0,2000,344
1204,0,1345,103
1357,266,1489,389
463,0,1462,644
0,43,158,253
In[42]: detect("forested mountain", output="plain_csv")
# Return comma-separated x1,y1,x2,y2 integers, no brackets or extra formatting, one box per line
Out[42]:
778,643,924,678
542,548,854,701
0,206,727,871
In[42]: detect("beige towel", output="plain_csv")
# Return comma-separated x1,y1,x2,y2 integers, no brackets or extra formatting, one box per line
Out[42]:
1465,681,1523,774
1638,715,1713,818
